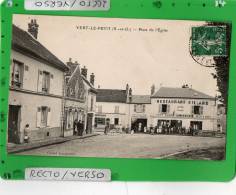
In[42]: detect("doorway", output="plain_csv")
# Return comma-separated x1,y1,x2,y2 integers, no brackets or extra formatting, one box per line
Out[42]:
86,113,94,134
190,121,202,131
8,105,21,144
131,118,147,133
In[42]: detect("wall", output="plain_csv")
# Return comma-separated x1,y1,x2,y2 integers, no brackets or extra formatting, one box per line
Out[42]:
150,97,217,131
10,50,64,96
9,50,65,143
95,102,128,128
9,91,62,142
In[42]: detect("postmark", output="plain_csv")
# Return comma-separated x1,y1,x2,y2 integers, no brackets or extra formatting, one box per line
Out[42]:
190,25,227,67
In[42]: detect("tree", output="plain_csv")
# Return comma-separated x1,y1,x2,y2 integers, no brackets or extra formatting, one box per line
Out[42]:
207,22,231,107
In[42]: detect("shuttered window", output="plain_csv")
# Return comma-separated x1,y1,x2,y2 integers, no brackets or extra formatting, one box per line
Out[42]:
36,106,51,128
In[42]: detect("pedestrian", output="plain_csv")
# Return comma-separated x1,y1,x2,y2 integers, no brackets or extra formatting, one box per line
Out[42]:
81,121,84,136
24,124,30,143
73,119,78,136
144,126,147,133
77,120,82,136
104,122,109,135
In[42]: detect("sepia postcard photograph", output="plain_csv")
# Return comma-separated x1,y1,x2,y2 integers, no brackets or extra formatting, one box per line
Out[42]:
7,14,230,160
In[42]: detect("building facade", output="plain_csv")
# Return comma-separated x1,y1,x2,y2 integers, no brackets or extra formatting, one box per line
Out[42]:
8,22,69,144
63,59,87,137
95,86,218,133
81,68,97,134
63,60,97,136
95,86,130,130
150,87,217,132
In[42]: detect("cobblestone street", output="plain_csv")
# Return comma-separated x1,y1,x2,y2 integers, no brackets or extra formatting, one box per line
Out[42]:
19,134,225,159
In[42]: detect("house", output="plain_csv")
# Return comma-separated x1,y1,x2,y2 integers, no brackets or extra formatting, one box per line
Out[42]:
63,59,97,136
63,59,87,137
150,87,218,132
95,84,130,129
128,95,152,132
80,66,97,134
95,85,218,133
8,20,69,144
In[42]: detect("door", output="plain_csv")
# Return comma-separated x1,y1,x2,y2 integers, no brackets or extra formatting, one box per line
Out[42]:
190,121,203,131
8,105,21,144
86,113,93,134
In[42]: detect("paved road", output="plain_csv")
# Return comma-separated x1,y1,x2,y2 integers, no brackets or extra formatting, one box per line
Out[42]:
19,134,225,159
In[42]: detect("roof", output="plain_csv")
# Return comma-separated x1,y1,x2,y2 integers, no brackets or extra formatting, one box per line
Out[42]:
151,87,215,99
96,89,127,103
130,95,151,104
12,24,69,71
82,76,97,94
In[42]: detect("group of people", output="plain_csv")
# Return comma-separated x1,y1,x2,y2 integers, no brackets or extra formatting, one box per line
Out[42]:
73,119,84,136
130,123,199,136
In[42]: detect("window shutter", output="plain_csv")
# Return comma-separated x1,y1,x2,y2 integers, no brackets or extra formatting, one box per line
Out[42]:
143,105,145,112
200,106,203,115
37,70,43,92
36,107,41,128
167,105,170,113
159,104,162,113
191,106,194,114
47,107,51,126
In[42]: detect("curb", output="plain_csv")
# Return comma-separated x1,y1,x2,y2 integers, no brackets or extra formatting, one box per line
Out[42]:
8,133,100,154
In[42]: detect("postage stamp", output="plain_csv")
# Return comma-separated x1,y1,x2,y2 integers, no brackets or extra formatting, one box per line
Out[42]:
191,26,227,56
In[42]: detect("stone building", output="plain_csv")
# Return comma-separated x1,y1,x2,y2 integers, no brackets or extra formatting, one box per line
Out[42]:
8,21,69,144
63,60,97,136
63,59,87,137
95,85,130,129
80,66,97,134
150,87,218,132
95,85,218,133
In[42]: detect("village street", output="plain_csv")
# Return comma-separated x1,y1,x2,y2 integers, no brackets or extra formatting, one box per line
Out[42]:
19,134,225,159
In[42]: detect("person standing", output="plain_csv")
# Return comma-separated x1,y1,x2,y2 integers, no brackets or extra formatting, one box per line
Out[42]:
77,120,82,136
73,119,78,136
24,124,30,143
104,122,109,135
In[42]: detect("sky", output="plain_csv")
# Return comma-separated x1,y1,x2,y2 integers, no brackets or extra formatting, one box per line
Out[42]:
13,14,218,96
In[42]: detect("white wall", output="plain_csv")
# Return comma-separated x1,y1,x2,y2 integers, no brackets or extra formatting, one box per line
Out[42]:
95,102,128,128
9,50,65,142
10,50,64,96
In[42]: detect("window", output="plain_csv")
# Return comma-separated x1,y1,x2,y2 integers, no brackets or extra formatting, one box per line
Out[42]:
162,104,167,113
41,107,48,127
98,105,102,113
115,106,119,113
114,118,119,125
95,117,105,125
134,104,145,113
36,107,51,128
42,71,50,93
159,104,170,113
192,106,203,115
11,60,24,88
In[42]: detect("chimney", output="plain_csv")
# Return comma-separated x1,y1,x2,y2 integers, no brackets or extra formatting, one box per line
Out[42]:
129,88,132,96
90,73,95,86
129,88,132,102
28,19,39,39
81,66,88,78
126,84,129,94
151,84,155,95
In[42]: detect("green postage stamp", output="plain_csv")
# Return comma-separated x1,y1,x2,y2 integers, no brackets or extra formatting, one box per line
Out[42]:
191,26,227,56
